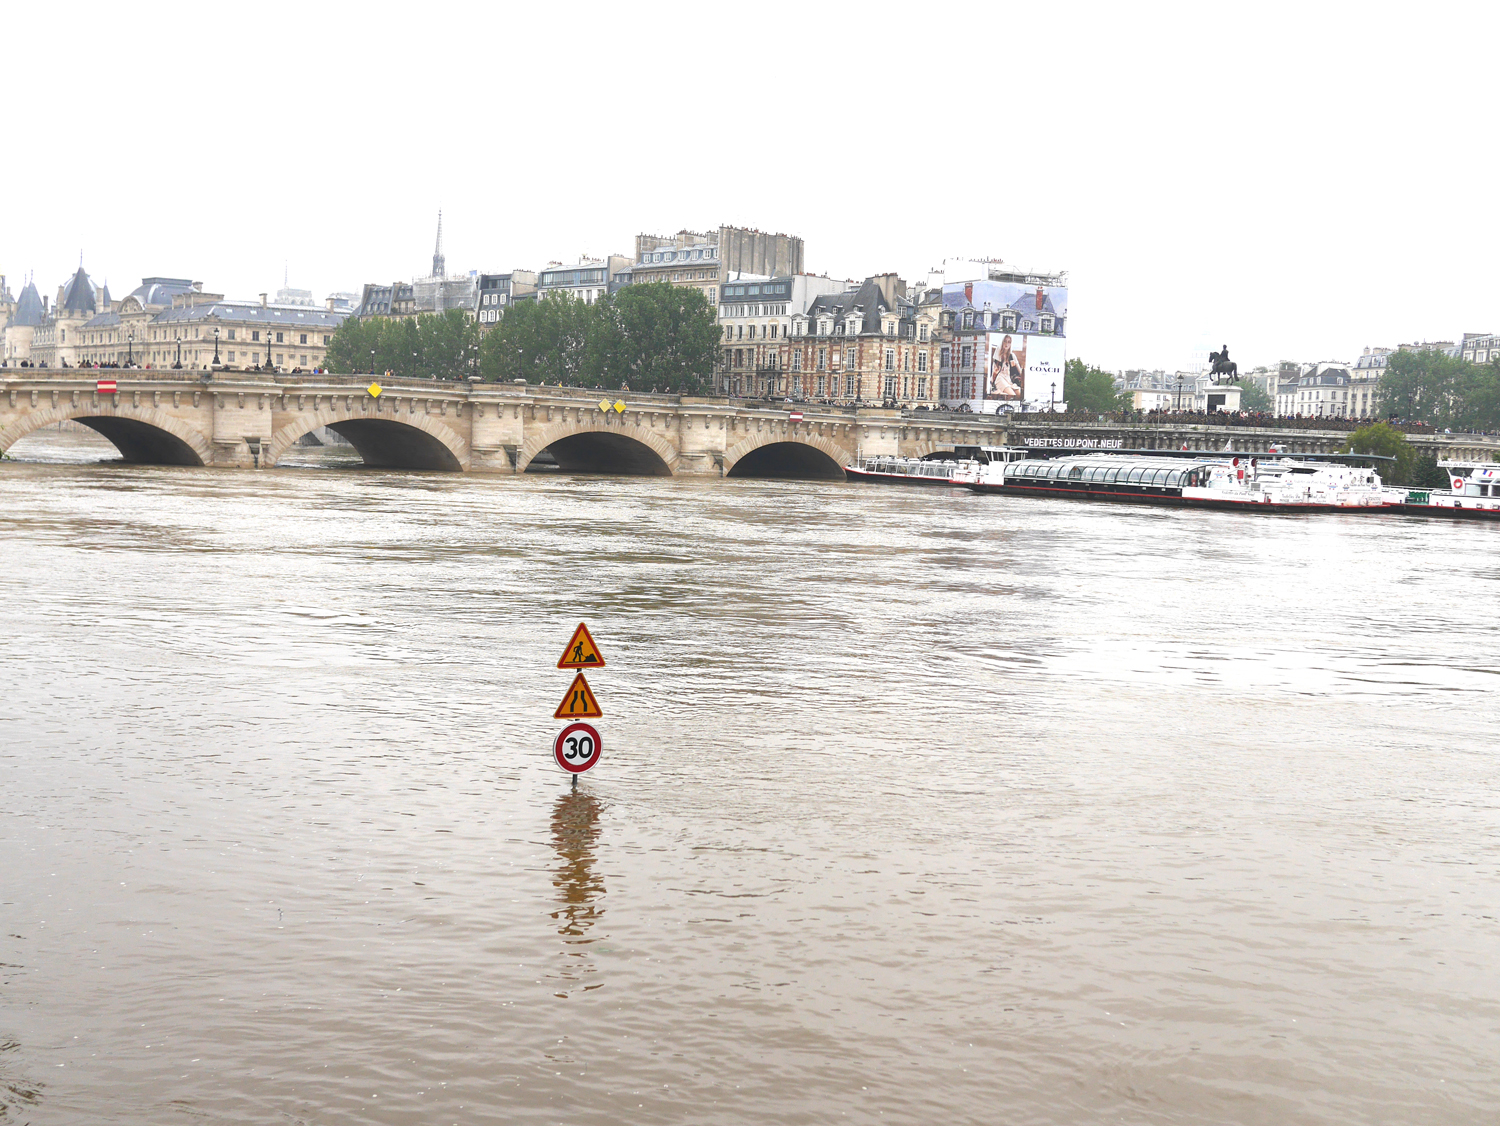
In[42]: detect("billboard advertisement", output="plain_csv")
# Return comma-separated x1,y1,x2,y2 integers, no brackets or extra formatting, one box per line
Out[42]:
941,278,1068,412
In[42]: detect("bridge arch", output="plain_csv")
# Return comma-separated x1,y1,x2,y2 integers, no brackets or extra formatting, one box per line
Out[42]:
723,431,851,480
518,418,678,476
0,402,213,466
265,408,469,471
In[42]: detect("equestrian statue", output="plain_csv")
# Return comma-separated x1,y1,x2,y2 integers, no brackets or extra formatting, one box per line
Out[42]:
1208,345,1238,383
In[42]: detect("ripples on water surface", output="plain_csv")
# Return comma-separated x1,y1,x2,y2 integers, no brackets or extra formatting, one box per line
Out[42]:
2,430,1498,1125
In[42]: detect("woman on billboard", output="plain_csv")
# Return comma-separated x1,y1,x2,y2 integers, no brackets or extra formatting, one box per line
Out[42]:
988,335,1026,399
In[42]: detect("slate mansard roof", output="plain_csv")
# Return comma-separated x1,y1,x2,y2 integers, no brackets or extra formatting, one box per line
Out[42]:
153,301,348,329
801,278,918,336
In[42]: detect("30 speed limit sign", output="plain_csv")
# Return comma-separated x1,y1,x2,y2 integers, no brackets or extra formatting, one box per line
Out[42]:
553,721,602,774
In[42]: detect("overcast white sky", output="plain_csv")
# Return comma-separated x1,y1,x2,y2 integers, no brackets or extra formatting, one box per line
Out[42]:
4,2,1495,372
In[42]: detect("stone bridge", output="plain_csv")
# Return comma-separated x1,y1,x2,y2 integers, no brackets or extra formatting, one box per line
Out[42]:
3,372,1496,475
0,372,1009,477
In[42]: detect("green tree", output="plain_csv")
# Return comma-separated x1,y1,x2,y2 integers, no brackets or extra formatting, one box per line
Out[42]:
324,311,481,380
1379,349,1464,424
1063,358,1121,413
1342,420,1418,485
590,283,719,393
323,316,385,375
479,297,598,386
1234,381,1273,412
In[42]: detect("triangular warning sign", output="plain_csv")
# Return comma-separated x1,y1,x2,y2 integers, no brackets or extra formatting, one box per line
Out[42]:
553,672,603,719
556,622,606,669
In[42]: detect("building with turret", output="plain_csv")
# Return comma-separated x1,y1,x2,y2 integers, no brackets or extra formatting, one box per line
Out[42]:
2,275,46,365
26,265,110,368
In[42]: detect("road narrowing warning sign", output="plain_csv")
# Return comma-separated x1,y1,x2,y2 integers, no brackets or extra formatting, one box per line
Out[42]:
554,671,603,719
557,622,605,669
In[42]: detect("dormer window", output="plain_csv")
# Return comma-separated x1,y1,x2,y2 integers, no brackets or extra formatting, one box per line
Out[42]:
1040,315,1054,333
963,311,974,329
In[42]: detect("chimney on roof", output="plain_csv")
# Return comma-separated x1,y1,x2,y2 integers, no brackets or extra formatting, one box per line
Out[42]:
192,280,203,293
260,293,268,308
326,297,335,311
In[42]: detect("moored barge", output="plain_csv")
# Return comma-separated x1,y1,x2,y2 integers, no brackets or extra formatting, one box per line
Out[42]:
965,453,1391,512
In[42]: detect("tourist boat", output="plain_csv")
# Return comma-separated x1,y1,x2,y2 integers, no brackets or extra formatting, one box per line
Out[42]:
844,445,1026,486
965,453,1391,511
1390,462,1500,519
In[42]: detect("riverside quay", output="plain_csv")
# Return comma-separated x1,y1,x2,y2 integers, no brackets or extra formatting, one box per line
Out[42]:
3,372,1496,477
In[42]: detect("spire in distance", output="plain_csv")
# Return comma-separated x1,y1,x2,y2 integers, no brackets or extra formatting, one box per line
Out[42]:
432,210,446,279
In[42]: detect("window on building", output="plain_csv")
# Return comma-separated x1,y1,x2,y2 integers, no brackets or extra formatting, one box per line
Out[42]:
917,352,928,373
252,330,261,342
299,333,307,344
960,344,972,369
885,350,895,371
917,376,927,398
884,376,897,398
734,348,743,368
791,350,801,371
817,375,826,396
227,329,236,341
918,324,928,341
275,332,284,343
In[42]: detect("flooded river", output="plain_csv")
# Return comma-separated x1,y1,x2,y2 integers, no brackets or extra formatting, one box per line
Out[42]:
3,429,1498,1124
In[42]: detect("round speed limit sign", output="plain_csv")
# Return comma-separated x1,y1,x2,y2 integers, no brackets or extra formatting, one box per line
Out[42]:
553,721,602,774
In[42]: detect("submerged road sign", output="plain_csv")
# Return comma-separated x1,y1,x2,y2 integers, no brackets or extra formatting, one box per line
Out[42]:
557,622,605,669
554,671,603,719
553,721,601,774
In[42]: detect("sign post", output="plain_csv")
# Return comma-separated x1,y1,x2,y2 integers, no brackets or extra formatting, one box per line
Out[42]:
552,623,607,788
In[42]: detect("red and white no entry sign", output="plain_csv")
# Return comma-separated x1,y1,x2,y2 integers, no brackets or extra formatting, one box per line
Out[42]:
553,722,602,774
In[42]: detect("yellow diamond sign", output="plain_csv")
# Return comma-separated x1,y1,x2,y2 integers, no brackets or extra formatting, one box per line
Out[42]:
367,382,382,398
614,400,626,413
598,399,611,413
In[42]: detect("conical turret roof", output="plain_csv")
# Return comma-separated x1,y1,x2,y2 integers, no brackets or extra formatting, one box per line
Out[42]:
61,265,97,315
9,280,44,327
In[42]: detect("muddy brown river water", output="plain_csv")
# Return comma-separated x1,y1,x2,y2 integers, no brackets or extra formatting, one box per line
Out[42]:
2,429,1498,1124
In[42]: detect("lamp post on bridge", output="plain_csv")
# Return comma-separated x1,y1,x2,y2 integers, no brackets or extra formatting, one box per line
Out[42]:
126,329,134,368
212,327,221,368
1176,373,1184,412
265,331,273,373
173,333,183,370
1050,381,1056,412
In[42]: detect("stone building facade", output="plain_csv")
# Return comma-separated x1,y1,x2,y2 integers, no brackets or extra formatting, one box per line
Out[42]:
716,273,849,396
761,274,940,406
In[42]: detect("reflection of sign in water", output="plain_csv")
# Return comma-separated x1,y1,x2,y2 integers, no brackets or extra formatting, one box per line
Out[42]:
553,721,602,773
550,790,605,993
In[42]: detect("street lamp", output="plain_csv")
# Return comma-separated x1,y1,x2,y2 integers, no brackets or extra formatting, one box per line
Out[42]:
173,333,183,369
265,331,273,373
1050,381,1056,412
212,327,220,367
126,329,134,368
1176,373,1184,411
370,348,376,375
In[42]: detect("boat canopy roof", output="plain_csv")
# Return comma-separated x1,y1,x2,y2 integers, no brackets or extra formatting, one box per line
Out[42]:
1016,454,1222,473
